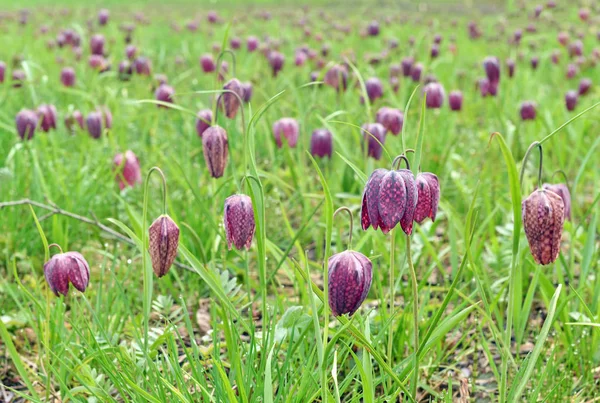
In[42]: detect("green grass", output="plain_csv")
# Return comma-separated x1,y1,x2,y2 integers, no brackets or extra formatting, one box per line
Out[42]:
1,1,600,402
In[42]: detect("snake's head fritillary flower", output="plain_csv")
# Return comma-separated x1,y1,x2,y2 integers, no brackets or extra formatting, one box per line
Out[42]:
448,91,463,111
376,107,403,135
44,250,90,296
424,82,445,108
90,34,105,56
223,194,256,250
542,183,571,220
230,37,241,50
241,81,253,102
430,44,440,58
361,168,387,231
361,123,386,160
200,54,216,73
268,51,285,77
362,77,383,103
196,109,213,137
60,67,75,87
565,91,578,111
367,20,379,36
0,61,5,83
566,64,578,79
579,8,590,22
328,250,372,316
98,9,109,25
37,104,57,132
202,126,228,178
155,84,175,107
16,109,38,140
379,168,418,234
207,10,218,23
414,173,440,224
569,40,583,58
483,56,500,86
506,58,515,78
520,101,537,120
219,78,244,119
64,110,84,133
557,31,569,47
401,57,414,76
125,45,137,60
148,214,180,277
478,78,490,97
522,189,565,265
310,128,333,158
324,64,348,91
113,150,142,190
134,56,152,75
411,63,423,82
530,56,539,70
578,78,592,96
272,118,299,148
118,61,132,80
89,55,108,72
247,36,259,52
294,51,307,66
86,111,103,139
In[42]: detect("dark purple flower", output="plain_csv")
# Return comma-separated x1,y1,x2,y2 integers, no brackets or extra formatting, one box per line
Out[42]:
542,183,571,220
411,63,423,82
134,56,152,75
434,34,442,44
44,250,90,296
565,91,578,111
447,90,462,111
578,78,592,95
113,150,142,190
64,110,84,133
506,59,515,78
98,9,109,25
268,51,285,77
558,31,569,46
483,56,500,86
148,215,180,277
513,29,523,44
522,189,564,265
376,107,403,135
272,118,299,148
363,77,383,103
90,34,105,56
196,109,213,137
478,78,490,97
16,109,38,140
530,56,539,70
566,64,578,79
401,57,414,76
202,126,228,178
424,82,445,108
37,104,57,132
207,10,218,23
247,36,259,52
0,61,5,83
414,173,440,223
390,76,399,93
430,44,440,58
520,101,537,120
230,37,241,50
200,54,215,73
241,82,253,102
361,123,386,160
579,8,590,22
328,250,372,316
61,67,75,87
88,55,108,72
310,128,333,158
219,78,244,119
155,84,175,106
569,40,583,58
534,4,543,17
86,111,103,138
324,64,348,91
223,194,256,250
125,45,137,60
367,20,379,36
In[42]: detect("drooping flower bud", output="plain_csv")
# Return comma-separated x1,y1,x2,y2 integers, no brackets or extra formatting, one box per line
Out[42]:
483,56,500,86
414,173,440,224
411,63,423,82
155,84,175,107
578,78,592,96
522,189,565,265
530,56,539,70
90,34,105,56
430,44,440,58
219,78,244,119
44,250,90,296
401,57,414,77
37,104,57,132
324,64,348,91
16,109,38,140
0,61,5,83
478,77,490,97
113,150,142,190
196,109,213,137
200,54,215,73
361,123,386,160
424,82,445,108
65,110,84,133
272,118,299,148
223,194,256,250
125,45,137,60
98,9,109,26
247,36,259,52
542,183,571,220
268,51,285,77
506,58,515,78
118,60,133,80
134,56,152,75
520,101,537,120
310,128,333,158
449,90,463,111
363,77,383,103
88,55,108,72
230,37,241,50
148,215,180,277
202,126,228,178
60,67,76,87
376,107,403,135
328,250,372,316
565,91,578,111
241,81,253,102
367,20,380,36
86,111,103,138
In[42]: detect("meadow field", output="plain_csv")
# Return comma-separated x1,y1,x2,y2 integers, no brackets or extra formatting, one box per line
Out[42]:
1,0,599,401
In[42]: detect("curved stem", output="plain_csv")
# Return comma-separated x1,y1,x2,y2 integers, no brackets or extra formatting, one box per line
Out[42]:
407,236,419,399
147,167,168,214
215,49,237,81
392,154,411,171
551,169,570,189
333,206,353,249
48,243,63,254
519,141,543,189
